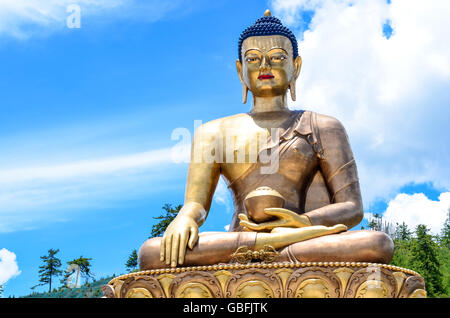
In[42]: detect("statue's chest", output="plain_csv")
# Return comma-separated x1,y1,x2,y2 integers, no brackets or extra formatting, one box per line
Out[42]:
224,129,270,162
220,130,318,182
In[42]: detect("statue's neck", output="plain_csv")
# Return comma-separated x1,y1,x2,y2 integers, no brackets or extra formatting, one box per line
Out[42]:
250,94,290,114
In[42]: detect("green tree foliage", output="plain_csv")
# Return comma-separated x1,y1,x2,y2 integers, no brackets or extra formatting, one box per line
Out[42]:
389,222,413,268
439,209,450,249
390,221,448,297
150,203,182,238
438,245,450,297
125,249,138,272
394,222,412,241
390,224,413,269
22,276,114,298
409,225,445,297
438,209,450,295
367,213,394,235
368,213,382,231
66,256,95,286
33,249,63,292
377,214,450,297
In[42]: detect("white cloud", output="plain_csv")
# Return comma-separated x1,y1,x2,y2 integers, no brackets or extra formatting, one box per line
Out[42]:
0,148,173,184
0,147,186,233
0,0,186,39
0,0,119,38
0,249,21,286
375,192,450,235
224,224,230,231
213,176,233,213
271,0,450,205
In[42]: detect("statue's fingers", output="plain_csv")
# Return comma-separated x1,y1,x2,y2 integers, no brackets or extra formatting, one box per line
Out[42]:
240,219,284,231
171,234,180,267
238,213,249,222
239,220,263,231
264,207,297,218
178,233,188,265
188,226,198,250
165,234,172,265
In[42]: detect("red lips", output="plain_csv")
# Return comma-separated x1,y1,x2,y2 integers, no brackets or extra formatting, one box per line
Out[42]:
258,74,274,80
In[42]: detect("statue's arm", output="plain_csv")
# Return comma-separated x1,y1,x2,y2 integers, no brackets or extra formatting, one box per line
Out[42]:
182,124,221,223
160,124,220,267
303,115,363,229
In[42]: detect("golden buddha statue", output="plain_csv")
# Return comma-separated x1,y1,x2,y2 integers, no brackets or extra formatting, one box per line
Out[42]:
138,10,394,270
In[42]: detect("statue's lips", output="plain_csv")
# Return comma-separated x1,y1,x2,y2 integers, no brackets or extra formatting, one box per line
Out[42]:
258,74,274,80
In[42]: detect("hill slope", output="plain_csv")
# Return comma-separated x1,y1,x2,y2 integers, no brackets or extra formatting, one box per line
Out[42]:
20,276,115,298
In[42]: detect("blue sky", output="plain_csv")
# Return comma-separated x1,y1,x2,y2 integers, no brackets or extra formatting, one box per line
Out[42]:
1,0,449,297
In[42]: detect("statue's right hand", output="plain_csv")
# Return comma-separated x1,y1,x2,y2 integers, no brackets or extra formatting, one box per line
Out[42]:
238,208,312,232
160,216,199,268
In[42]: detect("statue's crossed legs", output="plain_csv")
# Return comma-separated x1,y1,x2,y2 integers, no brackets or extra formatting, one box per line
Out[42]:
138,227,393,270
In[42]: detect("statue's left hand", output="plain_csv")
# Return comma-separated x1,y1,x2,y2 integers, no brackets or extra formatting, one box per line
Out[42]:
238,208,312,232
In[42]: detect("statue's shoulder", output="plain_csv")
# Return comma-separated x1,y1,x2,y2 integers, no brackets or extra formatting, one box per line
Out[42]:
194,113,250,139
308,111,347,133
196,113,250,132
305,111,351,157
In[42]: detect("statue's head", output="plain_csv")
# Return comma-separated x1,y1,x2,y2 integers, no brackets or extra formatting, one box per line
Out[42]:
236,10,302,103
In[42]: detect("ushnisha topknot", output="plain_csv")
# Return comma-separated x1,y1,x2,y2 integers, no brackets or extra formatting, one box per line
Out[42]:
238,9,299,61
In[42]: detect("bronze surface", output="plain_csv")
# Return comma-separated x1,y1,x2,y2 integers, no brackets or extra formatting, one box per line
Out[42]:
104,262,426,298
244,187,285,223
138,9,394,272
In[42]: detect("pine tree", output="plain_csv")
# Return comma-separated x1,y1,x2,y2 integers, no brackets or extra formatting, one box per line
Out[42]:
150,203,182,238
437,208,450,296
367,213,394,236
437,244,450,296
125,249,138,272
439,209,450,249
394,222,412,241
33,249,63,292
410,224,445,297
368,213,381,231
67,256,94,285
390,222,412,268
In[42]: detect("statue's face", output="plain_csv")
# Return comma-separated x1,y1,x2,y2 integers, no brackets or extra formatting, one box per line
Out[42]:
238,35,300,98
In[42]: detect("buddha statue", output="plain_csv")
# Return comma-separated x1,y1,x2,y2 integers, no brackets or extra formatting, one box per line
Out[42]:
138,10,394,270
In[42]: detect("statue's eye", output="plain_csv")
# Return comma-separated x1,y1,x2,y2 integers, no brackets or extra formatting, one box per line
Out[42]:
270,54,287,62
245,56,260,63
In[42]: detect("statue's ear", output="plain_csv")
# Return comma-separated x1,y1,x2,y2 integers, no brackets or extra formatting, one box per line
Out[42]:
290,56,302,102
236,59,248,104
236,59,244,84
293,56,302,80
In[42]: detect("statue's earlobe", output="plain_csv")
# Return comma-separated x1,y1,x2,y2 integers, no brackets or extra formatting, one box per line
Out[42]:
289,81,296,102
236,59,248,104
242,85,248,104
290,56,302,102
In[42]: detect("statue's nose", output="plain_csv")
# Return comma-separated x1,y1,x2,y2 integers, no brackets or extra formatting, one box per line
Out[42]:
260,56,271,72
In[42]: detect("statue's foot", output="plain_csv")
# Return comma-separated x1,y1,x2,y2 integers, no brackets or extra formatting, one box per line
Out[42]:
270,224,347,234
254,224,348,251
276,230,395,264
